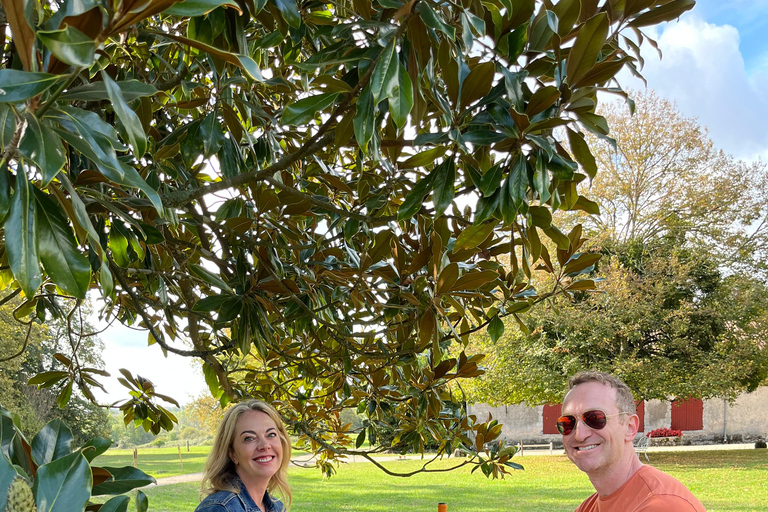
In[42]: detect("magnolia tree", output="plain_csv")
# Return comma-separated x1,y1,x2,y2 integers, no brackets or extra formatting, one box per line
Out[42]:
0,0,693,479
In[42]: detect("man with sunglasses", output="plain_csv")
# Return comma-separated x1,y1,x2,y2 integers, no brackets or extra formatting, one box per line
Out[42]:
560,371,706,511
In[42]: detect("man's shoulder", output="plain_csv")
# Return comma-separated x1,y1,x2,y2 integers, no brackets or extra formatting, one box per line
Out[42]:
633,466,706,511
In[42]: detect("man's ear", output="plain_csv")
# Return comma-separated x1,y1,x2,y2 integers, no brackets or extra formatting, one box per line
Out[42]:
625,413,640,441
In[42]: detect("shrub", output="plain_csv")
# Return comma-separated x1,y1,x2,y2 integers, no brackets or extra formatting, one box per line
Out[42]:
0,405,155,511
647,428,683,438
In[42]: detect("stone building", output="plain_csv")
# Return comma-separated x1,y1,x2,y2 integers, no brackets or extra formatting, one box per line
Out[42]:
468,386,768,446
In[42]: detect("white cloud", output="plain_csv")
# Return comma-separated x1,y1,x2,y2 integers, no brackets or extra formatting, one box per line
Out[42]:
94,320,207,406
621,16,768,162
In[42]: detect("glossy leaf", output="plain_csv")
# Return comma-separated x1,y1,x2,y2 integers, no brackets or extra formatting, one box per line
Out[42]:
270,0,301,28
432,159,455,217
92,466,155,495
33,189,91,299
99,495,130,512
0,70,59,103
164,0,240,16
18,114,66,186
0,453,16,506
282,93,339,126
566,13,609,85
0,163,10,223
630,0,695,27
33,452,92,512
103,72,147,157
6,169,40,299
389,63,413,129
487,315,504,343
460,62,494,108
37,26,96,67
60,80,158,102
0,103,17,149
454,222,495,251
398,170,436,221
31,419,74,467
371,41,399,103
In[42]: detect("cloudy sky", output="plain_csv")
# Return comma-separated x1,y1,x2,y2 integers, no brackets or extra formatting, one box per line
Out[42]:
93,0,768,406
621,0,768,161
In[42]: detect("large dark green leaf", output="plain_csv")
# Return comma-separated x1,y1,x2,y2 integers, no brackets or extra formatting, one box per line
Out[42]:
566,13,609,85
432,159,455,217
103,72,146,157
353,86,375,150
270,0,301,28
567,128,597,179
5,169,40,299
219,137,244,179
98,495,130,512
417,3,455,39
370,42,398,103
281,93,339,126
0,103,17,149
389,64,413,129
397,169,436,221
37,26,96,67
80,438,112,463
33,189,91,299
0,70,59,103
487,315,504,343
33,452,92,512
0,453,16,506
31,419,74,467
0,163,11,223
52,111,163,213
60,80,158,102
92,466,155,495
164,0,240,16
507,155,528,213
18,114,66,186
198,111,226,160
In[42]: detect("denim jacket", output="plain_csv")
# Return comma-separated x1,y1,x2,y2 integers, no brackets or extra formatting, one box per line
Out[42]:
195,478,284,512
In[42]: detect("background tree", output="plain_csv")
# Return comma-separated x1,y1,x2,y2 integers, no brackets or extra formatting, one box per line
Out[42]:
0,298,110,445
580,90,768,272
468,91,768,405
0,0,695,477
467,239,768,404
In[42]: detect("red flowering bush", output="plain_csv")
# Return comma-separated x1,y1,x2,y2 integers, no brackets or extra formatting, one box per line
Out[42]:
647,428,683,438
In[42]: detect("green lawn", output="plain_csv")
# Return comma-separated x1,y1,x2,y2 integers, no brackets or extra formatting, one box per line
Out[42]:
135,450,768,512
95,445,213,478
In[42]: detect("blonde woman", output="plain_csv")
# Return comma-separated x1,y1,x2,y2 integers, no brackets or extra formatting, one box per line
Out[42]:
195,400,292,512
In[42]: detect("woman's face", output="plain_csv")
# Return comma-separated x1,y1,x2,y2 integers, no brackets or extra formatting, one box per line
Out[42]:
229,410,283,486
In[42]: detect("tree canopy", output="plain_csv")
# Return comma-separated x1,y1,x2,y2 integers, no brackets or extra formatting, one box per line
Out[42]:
0,0,695,476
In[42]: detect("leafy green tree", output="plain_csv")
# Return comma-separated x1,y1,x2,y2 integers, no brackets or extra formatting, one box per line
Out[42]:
468,240,768,404
0,0,694,476
580,90,768,273
0,298,110,445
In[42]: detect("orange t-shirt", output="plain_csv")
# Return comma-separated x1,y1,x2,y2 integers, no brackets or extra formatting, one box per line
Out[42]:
575,465,706,512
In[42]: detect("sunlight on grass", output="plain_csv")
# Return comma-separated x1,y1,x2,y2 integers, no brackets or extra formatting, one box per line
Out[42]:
135,450,767,512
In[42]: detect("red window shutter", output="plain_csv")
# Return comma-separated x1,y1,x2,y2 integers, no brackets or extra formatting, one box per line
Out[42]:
543,404,562,434
635,400,645,432
671,398,703,431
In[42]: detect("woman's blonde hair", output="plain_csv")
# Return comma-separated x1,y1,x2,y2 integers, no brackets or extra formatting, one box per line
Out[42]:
201,400,292,508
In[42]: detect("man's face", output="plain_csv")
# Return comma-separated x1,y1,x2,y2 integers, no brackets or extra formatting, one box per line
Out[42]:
561,381,636,477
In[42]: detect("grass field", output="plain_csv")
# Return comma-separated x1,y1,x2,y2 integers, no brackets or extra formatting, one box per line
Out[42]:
131,449,767,512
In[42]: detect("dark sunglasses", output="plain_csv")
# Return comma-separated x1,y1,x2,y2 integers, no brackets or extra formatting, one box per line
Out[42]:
557,410,627,435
